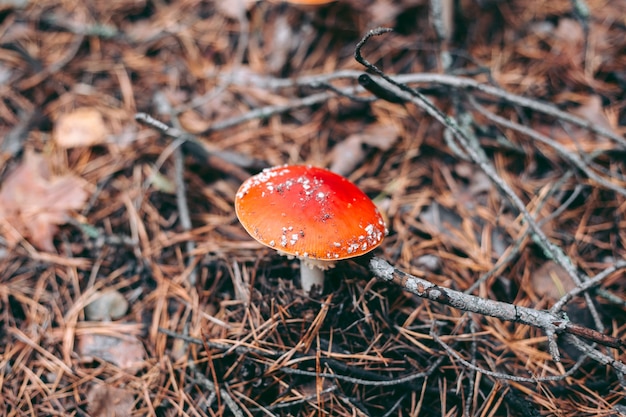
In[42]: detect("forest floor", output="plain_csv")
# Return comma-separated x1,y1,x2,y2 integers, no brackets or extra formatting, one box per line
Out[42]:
1,0,625,416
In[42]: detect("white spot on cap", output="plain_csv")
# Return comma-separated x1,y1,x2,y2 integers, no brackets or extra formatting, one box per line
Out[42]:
235,166,291,199
348,243,360,254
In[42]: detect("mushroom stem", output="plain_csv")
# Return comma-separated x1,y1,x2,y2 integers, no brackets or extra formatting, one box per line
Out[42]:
300,262,325,294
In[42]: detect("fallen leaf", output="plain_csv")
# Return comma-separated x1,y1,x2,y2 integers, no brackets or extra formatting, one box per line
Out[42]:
77,333,146,371
419,202,462,240
533,96,615,153
412,254,441,272
178,109,212,134
366,0,403,26
86,384,135,417
216,0,256,19
53,107,108,148
553,18,584,51
0,150,89,251
281,0,336,4
265,15,295,74
329,135,366,177
330,123,399,176
531,261,577,301
454,162,493,197
570,95,615,133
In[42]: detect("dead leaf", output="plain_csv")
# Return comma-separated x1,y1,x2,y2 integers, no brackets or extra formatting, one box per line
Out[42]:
366,0,403,26
419,202,462,240
531,261,577,301
54,107,108,148
280,0,336,4
329,135,367,177
412,254,441,272
216,0,256,19
330,123,399,176
178,109,212,134
533,96,615,153
86,384,135,417
77,333,146,371
553,18,584,49
570,95,615,133
266,15,295,74
454,162,493,196
0,150,89,251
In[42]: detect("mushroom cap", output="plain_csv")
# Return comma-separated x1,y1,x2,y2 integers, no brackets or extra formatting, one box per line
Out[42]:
235,165,387,262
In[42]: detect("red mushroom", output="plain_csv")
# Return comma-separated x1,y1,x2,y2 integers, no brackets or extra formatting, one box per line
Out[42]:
235,165,387,294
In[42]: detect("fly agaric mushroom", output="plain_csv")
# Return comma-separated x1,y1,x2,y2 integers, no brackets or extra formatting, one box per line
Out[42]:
235,165,387,294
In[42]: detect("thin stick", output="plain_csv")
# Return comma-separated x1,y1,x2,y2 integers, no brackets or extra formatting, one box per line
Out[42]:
354,28,606,344
369,257,623,353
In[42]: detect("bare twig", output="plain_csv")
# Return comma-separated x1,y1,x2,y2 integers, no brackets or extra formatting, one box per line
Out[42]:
564,335,626,385
199,92,337,135
465,172,576,295
470,98,626,198
430,330,587,383
222,69,626,148
174,4,250,114
135,112,254,181
158,327,444,387
173,148,197,285
429,0,453,71
369,257,624,356
187,360,245,417
551,260,626,314
354,28,608,344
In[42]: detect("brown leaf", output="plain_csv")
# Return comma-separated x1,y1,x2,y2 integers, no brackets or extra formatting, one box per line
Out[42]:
53,107,108,148
281,0,336,4
330,123,399,176
265,15,295,74
0,151,89,251
178,109,213,134
531,261,577,301
533,96,616,153
216,0,256,19
570,95,615,133
553,18,584,48
329,135,367,177
86,384,135,417
77,333,146,371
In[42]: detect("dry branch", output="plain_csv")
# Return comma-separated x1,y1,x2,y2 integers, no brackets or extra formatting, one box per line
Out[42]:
370,257,624,362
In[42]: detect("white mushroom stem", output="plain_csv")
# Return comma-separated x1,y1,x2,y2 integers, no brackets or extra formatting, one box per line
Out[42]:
299,258,335,294
300,262,325,294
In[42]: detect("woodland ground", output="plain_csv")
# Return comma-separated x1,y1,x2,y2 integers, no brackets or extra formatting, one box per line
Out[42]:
0,0,625,416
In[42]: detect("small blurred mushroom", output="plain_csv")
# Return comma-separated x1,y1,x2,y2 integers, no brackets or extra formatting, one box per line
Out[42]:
84,290,128,321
